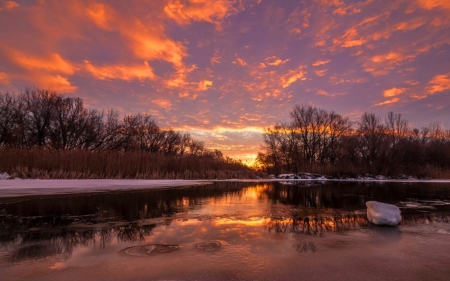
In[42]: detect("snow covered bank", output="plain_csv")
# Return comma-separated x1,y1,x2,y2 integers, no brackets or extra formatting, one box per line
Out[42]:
0,179,212,198
0,172,10,180
267,173,450,183
2,178,450,198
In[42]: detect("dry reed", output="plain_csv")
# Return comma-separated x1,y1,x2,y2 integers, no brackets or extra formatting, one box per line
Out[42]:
0,148,265,180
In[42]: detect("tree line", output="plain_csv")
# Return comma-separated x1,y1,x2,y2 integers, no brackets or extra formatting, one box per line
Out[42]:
0,88,208,155
256,104,450,178
0,88,258,179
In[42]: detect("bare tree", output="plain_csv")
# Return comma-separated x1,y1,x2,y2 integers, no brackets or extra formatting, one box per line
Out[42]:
357,112,387,171
0,93,25,147
21,89,60,147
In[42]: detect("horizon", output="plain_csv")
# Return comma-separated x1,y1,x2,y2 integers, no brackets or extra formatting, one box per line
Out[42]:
1,0,449,164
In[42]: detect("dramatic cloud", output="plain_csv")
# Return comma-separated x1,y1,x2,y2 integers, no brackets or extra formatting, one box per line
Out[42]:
84,61,155,81
426,73,450,95
317,89,334,97
383,87,406,97
375,98,400,106
0,0,449,163
281,66,307,88
0,72,9,84
363,52,415,76
416,0,450,10
232,57,248,67
197,80,213,91
0,1,18,11
314,69,328,77
265,56,290,66
164,0,238,28
312,59,331,66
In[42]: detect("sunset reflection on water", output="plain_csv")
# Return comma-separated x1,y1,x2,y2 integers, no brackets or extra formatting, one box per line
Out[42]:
1,181,450,280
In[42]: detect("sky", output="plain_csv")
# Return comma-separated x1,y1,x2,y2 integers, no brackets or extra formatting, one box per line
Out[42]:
0,0,450,165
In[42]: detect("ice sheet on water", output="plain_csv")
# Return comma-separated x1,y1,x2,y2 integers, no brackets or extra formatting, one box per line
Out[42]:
366,201,402,226
399,201,437,209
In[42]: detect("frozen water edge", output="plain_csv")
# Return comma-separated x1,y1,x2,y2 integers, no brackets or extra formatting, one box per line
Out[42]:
2,178,450,198
0,179,212,198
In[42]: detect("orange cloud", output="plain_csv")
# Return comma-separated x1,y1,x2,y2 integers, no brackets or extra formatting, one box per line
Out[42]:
312,59,331,66
363,52,415,76
210,50,222,64
265,56,290,66
86,3,114,30
383,87,406,97
85,3,188,70
197,79,213,91
30,74,77,93
358,13,388,26
323,0,371,16
287,7,310,35
153,98,172,109
178,92,198,100
84,61,155,81
0,72,10,84
329,11,428,54
317,90,334,97
370,17,427,41
426,73,450,95
2,48,78,92
164,0,236,28
375,98,399,106
127,23,187,68
232,57,247,67
333,26,367,48
0,1,18,11
329,74,368,85
314,40,326,47
411,93,427,99
281,66,307,88
342,39,366,47
332,6,361,15
11,52,77,74
166,64,198,88
314,69,327,76
405,80,420,85
417,0,450,10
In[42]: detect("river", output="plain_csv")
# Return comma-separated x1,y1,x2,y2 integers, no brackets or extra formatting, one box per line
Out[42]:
1,181,450,280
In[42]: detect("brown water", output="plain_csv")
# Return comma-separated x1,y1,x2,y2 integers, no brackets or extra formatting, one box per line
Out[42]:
1,181,450,280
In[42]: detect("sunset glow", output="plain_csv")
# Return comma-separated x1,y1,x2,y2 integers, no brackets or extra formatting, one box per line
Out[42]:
1,0,449,163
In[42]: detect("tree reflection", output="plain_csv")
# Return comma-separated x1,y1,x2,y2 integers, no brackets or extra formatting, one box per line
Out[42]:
265,212,450,236
2,222,159,263
116,223,155,243
0,182,249,263
1,181,450,263
265,214,369,235
293,242,316,253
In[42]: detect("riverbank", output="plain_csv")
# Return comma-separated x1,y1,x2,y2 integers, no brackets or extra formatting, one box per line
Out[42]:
2,178,450,198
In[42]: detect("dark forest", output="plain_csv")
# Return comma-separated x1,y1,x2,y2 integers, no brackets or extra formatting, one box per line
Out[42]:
0,89,258,179
257,105,450,178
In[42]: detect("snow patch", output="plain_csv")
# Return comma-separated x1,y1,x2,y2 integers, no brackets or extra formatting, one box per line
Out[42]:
366,201,402,226
0,179,212,198
0,172,10,180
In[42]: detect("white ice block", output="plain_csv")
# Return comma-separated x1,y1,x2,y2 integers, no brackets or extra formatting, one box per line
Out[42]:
366,201,402,226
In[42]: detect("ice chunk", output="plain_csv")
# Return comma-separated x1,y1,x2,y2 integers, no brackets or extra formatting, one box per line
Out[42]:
366,201,401,226
0,172,10,180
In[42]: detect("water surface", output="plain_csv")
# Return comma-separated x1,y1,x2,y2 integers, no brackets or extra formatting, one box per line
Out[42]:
1,181,450,280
